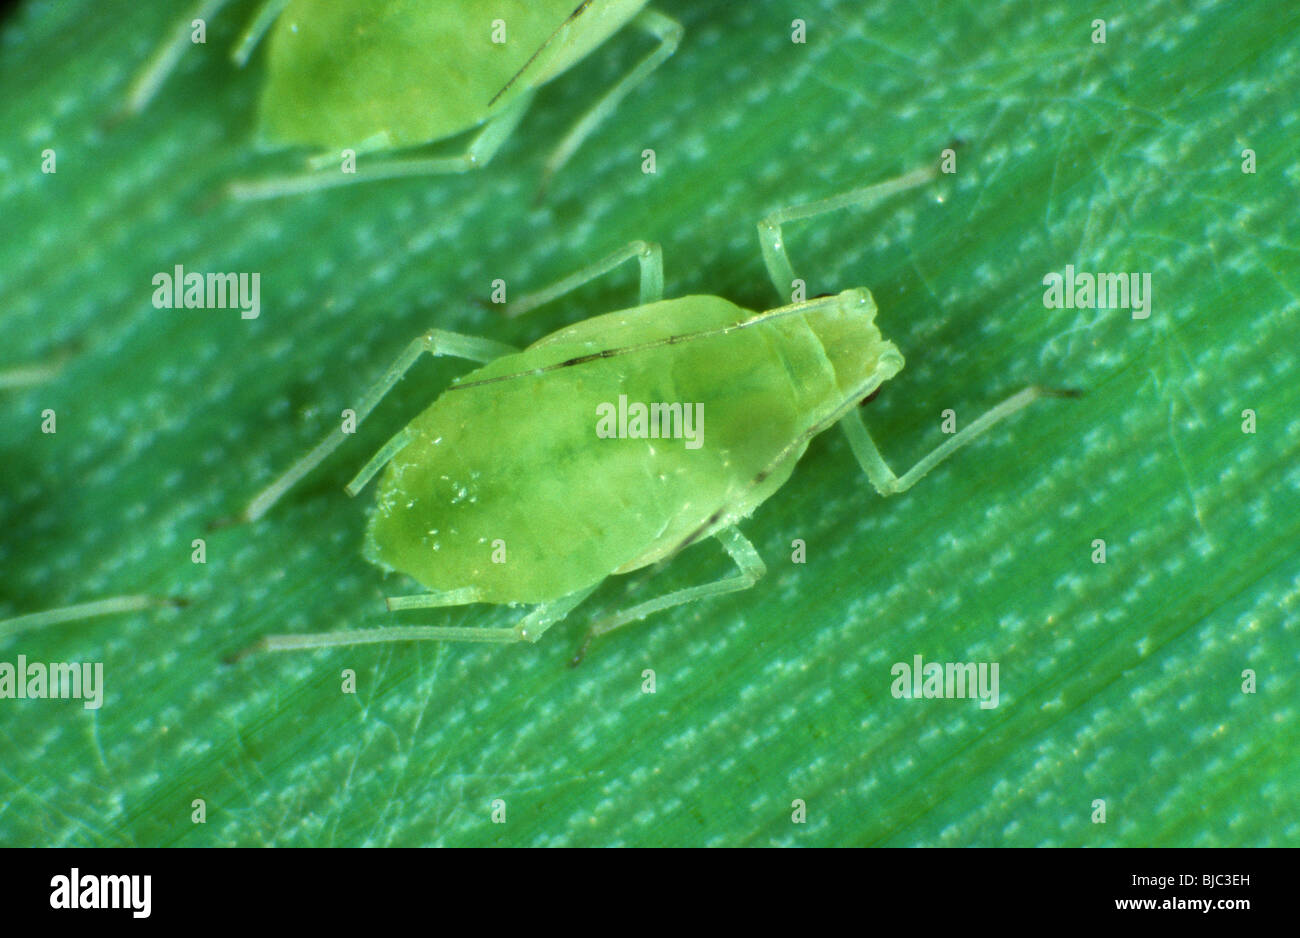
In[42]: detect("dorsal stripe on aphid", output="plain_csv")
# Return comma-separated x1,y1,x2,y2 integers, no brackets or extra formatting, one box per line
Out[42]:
488,1,595,107
448,294,855,392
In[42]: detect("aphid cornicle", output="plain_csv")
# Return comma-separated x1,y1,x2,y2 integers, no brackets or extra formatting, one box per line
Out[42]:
125,0,682,199
222,157,1080,663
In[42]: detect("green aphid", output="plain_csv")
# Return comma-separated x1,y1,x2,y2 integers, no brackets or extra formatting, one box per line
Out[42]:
221,157,1080,663
125,0,681,199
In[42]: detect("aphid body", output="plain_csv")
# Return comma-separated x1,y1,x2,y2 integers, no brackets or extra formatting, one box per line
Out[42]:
259,1,651,149
126,0,681,197
369,289,900,604
222,161,1077,660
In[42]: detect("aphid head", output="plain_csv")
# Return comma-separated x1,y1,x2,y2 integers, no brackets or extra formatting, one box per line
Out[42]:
804,288,905,404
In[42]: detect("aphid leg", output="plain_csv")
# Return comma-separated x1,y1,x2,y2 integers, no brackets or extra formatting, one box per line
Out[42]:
505,240,664,319
305,133,393,173
383,583,598,644
0,340,83,389
0,595,187,641
571,526,765,665
385,588,484,611
343,428,413,497
123,0,238,115
226,585,600,660
757,161,944,300
0,357,67,389
226,91,536,200
213,330,516,527
538,8,683,198
229,0,290,67
838,386,1083,496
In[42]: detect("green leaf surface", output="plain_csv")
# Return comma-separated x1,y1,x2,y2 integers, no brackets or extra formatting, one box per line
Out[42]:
1,0,1296,846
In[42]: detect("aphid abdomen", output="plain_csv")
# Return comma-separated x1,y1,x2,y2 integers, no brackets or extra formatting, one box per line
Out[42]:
363,296,855,603
622,290,903,565
261,1,650,150
258,1,585,148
